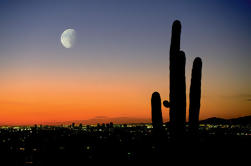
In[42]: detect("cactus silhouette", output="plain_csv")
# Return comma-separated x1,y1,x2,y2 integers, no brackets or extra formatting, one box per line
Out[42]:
189,57,202,135
151,20,202,140
168,20,187,138
151,92,163,131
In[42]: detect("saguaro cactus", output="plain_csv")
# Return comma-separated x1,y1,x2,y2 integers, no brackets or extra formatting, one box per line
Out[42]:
151,92,163,130
161,20,203,139
189,57,202,134
169,20,187,137
151,20,202,140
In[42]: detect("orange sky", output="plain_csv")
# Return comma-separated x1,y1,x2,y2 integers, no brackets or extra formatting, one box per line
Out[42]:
0,69,250,125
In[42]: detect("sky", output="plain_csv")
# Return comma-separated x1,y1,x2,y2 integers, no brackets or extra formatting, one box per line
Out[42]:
0,0,250,125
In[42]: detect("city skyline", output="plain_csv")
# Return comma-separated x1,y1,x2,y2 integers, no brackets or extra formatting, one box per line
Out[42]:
0,0,250,125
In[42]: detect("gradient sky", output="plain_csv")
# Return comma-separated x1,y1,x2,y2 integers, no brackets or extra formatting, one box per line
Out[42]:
0,0,250,125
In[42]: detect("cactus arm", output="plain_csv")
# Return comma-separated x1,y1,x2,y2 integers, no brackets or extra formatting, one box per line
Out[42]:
151,92,163,130
189,57,202,134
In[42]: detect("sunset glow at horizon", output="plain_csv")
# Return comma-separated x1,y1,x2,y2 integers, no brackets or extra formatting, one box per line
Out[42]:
0,0,250,125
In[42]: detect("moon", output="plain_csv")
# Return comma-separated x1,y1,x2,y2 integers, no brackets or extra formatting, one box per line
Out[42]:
61,29,76,48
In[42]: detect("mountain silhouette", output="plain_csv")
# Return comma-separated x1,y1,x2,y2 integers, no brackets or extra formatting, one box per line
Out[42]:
40,116,151,126
200,115,251,125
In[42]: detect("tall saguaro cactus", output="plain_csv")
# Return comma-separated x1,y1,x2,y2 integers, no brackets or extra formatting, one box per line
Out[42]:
151,20,203,140
169,20,187,137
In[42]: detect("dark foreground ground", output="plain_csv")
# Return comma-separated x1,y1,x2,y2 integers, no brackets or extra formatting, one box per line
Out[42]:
0,123,250,165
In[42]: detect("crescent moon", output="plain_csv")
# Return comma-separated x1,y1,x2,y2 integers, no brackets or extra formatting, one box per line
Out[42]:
61,29,76,48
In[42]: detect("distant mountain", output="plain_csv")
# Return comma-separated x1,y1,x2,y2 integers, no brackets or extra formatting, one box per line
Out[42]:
71,116,151,125
43,116,151,126
30,116,251,126
229,116,251,125
200,117,228,125
200,116,251,125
